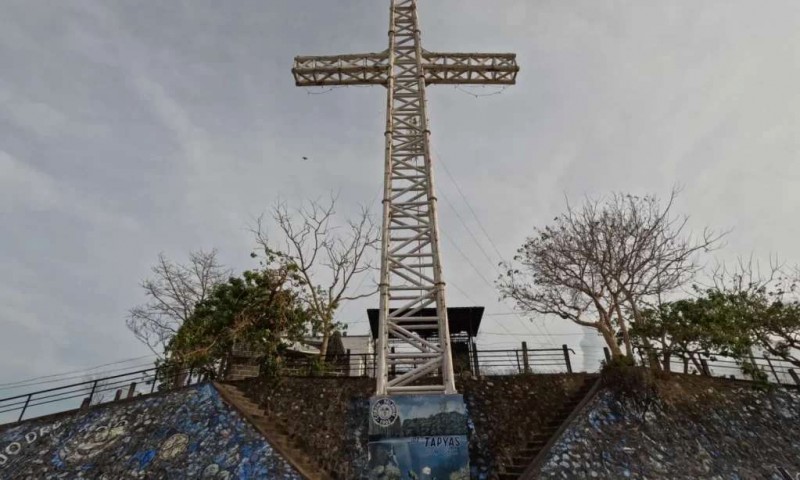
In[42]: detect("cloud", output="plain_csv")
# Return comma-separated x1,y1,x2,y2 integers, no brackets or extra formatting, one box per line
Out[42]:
0,0,798,384
0,150,137,230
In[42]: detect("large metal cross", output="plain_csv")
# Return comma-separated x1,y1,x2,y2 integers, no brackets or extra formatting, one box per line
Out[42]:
293,0,518,396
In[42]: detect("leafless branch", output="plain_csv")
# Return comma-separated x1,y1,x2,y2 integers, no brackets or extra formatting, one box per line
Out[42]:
499,189,724,358
251,195,380,356
126,250,229,356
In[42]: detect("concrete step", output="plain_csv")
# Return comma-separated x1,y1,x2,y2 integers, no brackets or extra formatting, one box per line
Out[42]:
498,473,520,480
517,448,537,458
504,379,598,479
214,382,333,480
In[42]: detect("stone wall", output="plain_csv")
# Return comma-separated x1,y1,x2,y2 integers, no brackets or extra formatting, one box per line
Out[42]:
238,376,375,479
535,375,800,479
9,372,792,479
236,374,592,480
461,374,591,479
0,383,300,479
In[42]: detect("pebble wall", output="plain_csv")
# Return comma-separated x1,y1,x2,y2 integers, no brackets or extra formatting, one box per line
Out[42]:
0,383,301,479
537,380,800,479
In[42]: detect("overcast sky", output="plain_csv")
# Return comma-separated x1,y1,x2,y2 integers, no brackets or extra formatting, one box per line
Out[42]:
1,0,798,386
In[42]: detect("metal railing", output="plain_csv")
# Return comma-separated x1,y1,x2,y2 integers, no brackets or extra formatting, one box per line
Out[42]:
0,344,577,425
473,345,574,375
0,366,201,426
631,347,800,387
280,344,576,378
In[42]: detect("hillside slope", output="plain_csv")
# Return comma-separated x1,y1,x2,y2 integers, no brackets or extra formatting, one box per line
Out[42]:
534,375,800,479
0,383,300,479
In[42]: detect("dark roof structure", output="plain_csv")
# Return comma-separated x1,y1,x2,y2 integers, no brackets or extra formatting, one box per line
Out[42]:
366,306,484,340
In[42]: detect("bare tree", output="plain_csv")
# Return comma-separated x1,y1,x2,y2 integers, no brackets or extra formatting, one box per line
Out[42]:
499,190,723,358
253,196,379,357
126,250,229,356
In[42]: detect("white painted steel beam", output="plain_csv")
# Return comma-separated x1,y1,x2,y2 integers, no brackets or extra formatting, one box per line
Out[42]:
293,0,516,396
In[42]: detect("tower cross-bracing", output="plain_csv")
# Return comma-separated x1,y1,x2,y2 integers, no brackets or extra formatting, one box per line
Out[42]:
293,0,518,395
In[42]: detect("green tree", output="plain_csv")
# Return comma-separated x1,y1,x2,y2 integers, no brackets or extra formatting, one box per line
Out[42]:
634,285,800,377
165,265,311,378
633,292,755,373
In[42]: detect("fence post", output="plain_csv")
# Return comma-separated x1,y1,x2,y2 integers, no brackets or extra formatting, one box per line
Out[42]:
187,368,194,386
789,369,800,386
763,354,781,384
562,345,573,373
522,342,531,374
114,389,122,402
88,380,98,404
17,394,31,423
603,347,611,363
472,346,480,375
346,349,352,377
150,369,158,394
700,359,711,376
127,382,137,399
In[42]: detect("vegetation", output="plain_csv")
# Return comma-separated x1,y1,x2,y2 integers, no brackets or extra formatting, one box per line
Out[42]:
499,190,722,359
127,196,377,378
126,250,230,355
253,195,379,357
164,263,311,378
633,265,800,374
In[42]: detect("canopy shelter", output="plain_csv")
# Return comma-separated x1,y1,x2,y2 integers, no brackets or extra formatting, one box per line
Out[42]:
368,307,484,376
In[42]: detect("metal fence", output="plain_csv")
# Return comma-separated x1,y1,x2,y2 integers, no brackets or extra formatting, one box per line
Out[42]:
0,366,201,426
630,347,800,386
281,344,576,378
3,342,796,427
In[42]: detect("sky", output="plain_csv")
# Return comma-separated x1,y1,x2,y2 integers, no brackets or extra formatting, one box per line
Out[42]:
1,0,798,387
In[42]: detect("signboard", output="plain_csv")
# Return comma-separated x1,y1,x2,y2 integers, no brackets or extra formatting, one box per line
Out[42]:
367,395,469,479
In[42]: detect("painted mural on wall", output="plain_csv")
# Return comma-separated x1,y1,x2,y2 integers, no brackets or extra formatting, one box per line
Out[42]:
536,387,800,479
368,395,469,480
0,383,301,479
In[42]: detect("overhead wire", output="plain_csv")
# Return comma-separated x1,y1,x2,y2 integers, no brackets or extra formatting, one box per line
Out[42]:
437,155,506,262
0,361,158,393
453,85,509,98
0,354,157,390
433,152,558,346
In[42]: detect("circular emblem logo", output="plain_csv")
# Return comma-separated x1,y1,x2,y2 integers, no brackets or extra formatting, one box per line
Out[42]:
159,433,189,461
371,398,399,427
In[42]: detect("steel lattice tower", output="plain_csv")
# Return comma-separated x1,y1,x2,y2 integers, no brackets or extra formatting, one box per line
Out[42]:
293,0,518,395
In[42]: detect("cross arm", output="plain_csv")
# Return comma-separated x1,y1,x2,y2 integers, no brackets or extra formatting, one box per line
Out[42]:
292,52,389,87
422,52,519,85
292,51,519,88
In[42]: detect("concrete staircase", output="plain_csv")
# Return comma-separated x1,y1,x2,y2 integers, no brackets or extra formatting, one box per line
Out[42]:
498,377,598,480
214,382,332,480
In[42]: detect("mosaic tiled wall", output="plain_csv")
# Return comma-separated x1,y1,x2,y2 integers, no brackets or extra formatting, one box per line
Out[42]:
537,386,800,479
0,383,301,479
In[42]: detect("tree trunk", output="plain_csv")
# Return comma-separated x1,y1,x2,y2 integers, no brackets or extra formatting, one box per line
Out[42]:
318,313,332,358
598,325,623,358
613,302,633,356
